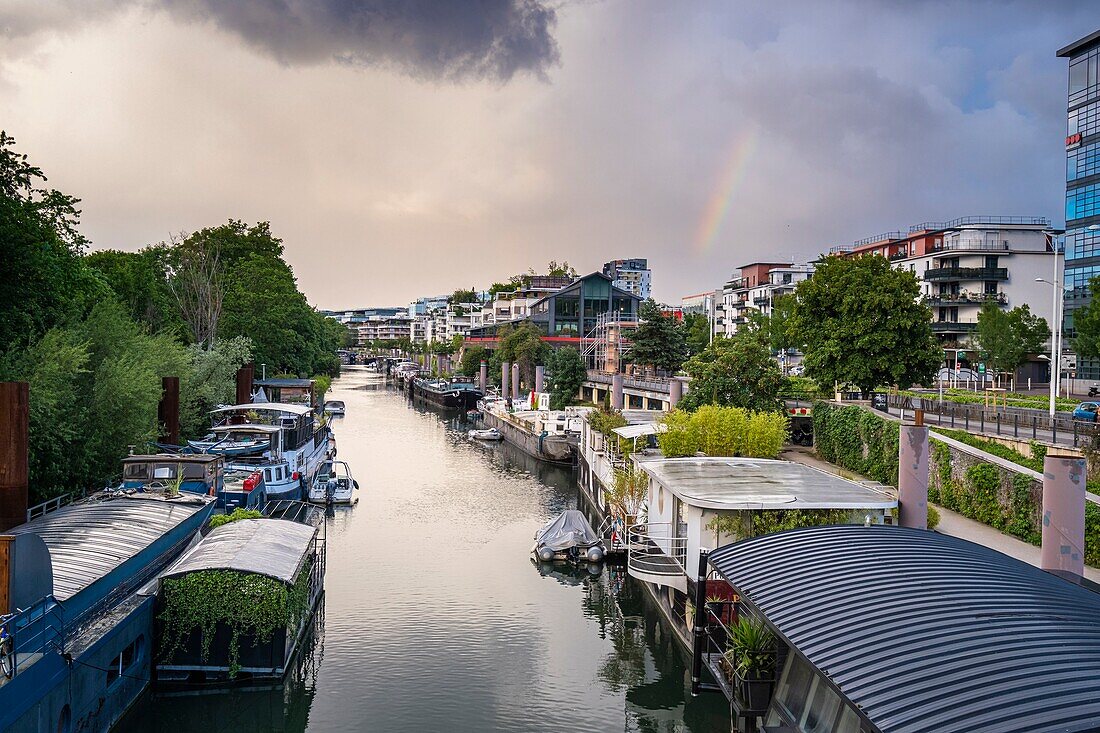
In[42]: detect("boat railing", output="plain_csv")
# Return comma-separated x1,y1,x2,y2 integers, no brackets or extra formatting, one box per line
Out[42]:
25,493,73,523
627,522,688,577
3,595,65,680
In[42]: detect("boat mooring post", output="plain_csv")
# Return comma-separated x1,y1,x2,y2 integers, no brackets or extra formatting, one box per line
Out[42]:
502,361,511,400
1041,452,1086,582
512,363,520,400
535,365,545,395
898,410,928,530
159,376,180,446
479,361,487,394
690,548,709,696
611,373,624,410
0,382,29,532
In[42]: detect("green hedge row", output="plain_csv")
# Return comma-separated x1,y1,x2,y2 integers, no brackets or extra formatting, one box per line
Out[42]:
811,402,899,486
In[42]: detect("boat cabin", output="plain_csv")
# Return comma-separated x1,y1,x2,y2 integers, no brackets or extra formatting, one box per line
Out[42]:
122,454,224,496
210,402,317,453
253,377,316,408
155,516,325,683
628,456,896,596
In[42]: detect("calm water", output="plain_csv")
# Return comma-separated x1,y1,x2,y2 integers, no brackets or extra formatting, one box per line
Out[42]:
118,367,728,732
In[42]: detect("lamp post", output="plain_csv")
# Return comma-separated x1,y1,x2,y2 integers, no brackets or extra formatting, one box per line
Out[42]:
1037,248,1068,417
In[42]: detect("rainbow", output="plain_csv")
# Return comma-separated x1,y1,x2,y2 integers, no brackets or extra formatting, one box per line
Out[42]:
693,128,759,253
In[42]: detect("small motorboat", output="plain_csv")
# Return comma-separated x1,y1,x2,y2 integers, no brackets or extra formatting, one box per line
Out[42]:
532,510,605,563
468,428,503,441
324,400,346,415
308,460,359,505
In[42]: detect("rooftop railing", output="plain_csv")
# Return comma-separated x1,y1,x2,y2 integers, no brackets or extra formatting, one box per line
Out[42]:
910,215,1050,232
852,231,904,247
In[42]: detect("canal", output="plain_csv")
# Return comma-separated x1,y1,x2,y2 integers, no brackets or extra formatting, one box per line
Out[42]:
117,367,728,732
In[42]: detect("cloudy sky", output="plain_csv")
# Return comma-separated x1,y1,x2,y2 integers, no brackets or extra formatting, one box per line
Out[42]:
0,0,1094,308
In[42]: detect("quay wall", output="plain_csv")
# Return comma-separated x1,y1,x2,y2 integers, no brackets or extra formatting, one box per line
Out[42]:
480,410,572,464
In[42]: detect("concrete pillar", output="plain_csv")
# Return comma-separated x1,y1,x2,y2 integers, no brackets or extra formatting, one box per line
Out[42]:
1042,453,1086,581
612,373,624,410
669,377,683,409
512,363,521,400
502,361,511,398
235,362,254,405
535,365,545,394
479,361,488,394
158,376,180,446
0,382,29,531
898,424,928,529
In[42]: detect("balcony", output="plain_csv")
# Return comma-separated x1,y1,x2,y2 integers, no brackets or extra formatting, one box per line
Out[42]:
931,321,978,333
923,267,1008,281
753,296,770,306
923,292,1007,307
627,523,687,593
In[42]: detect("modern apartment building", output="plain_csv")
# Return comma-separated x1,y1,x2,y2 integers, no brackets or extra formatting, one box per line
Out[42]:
354,314,414,345
715,262,813,338
1060,30,1100,379
602,259,652,300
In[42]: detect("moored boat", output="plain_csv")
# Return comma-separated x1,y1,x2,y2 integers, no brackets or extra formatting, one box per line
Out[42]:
307,460,359,505
532,510,606,563
323,400,345,415
410,377,482,410
468,428,503,441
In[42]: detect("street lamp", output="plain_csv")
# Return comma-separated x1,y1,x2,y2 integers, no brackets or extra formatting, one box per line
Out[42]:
1037,266,1071,417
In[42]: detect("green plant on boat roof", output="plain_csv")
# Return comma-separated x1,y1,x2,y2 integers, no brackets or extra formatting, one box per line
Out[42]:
725,616,776,679
158,556,313,678
209,507,263,529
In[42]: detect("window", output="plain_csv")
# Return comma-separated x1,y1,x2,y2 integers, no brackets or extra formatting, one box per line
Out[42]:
106,635,144,687
554,296,579,319
152,465,176,480
265,468,273,482
1069,100,1100,139
1068,141,1100,181
1067,182,1100,222
984,281,998,295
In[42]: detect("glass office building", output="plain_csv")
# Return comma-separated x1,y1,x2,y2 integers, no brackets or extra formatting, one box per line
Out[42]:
1061,30,1100,378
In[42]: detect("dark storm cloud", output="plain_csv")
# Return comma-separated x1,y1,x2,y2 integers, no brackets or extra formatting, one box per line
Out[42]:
1,0,560,81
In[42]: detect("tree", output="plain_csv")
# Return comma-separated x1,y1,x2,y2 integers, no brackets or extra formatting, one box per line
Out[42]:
767,294,797,355
684,312,711,356
975,302,1050,378
491,321,548,389
788,255,939,396
86,246,184,336
1074,276,1100,359
451,288,480,304
544,260,577,278
168,236,225,348
627,299,687,374
488,281,516,297
459,344,487,376
545,346,586,408
678,333,784,412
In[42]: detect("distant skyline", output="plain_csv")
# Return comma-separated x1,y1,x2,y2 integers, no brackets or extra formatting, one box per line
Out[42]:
1,1,1095,309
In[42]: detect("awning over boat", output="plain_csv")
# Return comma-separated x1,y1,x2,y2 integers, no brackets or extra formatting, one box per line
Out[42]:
162,518,316,585
211,402,312,416
708,525,1100,733
611,422,666,439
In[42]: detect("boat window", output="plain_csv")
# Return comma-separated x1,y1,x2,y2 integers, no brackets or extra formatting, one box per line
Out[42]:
152,465,177,480
802,677,841,733
276,467,283,481
265,469,273,482
770,654,814,725
106,635,143,687
123,463,149,479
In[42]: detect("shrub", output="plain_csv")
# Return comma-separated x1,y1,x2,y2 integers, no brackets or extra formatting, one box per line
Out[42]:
209,508,263,529
927,504,941,530
658,409,698,457
658,406,786,460
811,402,897,485
743,412,788,458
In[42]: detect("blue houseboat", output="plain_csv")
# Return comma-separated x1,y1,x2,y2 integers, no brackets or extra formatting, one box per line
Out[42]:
119,454,267,512
0,486,215,732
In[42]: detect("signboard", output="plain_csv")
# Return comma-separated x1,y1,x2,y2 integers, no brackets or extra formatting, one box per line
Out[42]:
978,362,986,373
871,392,889,412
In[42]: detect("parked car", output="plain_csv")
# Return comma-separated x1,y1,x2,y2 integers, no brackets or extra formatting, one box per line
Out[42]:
1073,402,1099,422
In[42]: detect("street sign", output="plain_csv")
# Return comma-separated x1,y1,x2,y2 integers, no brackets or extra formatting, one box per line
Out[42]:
978,363,986,373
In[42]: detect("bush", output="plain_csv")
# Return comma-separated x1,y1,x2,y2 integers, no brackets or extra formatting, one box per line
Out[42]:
743,412,788,458
927,504,941,530
657,406,787,460
658,410,698,457
209,508,263,529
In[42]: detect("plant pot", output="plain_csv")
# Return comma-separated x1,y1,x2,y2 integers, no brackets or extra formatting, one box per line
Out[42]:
737,672,774,713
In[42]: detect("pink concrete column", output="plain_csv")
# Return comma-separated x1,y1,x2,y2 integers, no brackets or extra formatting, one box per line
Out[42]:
535,365,545,394
612,374,624,410
1042,453,1086,581
898,424,928,529
501,361,511,398
669,377,683,409
479,361,487,394
511,363,520,400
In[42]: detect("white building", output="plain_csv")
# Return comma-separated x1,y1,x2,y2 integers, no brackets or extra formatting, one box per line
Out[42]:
602,259,652,300
715,262,813,339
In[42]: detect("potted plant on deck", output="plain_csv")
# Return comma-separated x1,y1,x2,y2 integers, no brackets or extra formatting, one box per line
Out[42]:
725,616,777,713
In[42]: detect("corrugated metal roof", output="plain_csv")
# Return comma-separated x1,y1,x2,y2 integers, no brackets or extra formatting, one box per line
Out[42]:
9,494,212,601
211,402,312,416
253,378,313,388
708,525,1100,733
640,457,896,510
162,518,316,585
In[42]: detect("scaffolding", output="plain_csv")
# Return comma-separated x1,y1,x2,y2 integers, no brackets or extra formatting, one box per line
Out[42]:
582,311,638,374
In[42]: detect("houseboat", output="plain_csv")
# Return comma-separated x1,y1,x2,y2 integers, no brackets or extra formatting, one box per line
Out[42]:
696,525,1100,733
409,377,482,411
119,453,267,512
155,511,325,684
0,484,215,732
197,403,333,501
477,400,586,464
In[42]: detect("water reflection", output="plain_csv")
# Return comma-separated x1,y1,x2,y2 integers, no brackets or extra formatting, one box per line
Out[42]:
117,370,726,732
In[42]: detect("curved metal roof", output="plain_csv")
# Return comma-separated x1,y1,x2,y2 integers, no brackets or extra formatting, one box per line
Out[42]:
162,518,316,585
709,525,1100,733
211,402,312,416
9,494,212,601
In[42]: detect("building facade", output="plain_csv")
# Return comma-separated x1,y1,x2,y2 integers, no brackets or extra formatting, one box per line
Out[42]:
602,259,652,300
715,262,812,339
1061,30,1100,379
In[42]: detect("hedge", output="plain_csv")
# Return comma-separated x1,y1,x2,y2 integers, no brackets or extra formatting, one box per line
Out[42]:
811,401,898,486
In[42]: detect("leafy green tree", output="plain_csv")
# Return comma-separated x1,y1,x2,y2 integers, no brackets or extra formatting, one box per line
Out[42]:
492,320,548,390
545,346,586,408
1073,276,1100,359
459,344,487,377
684,312,711,356
451,288,480,303
679,332,784,413
768,294,798,356
974,302,1049,378
488,281,516,296
85,245,184,336
0,131,108,360
627,299,687,374
788,255,939,396
544,260,577,278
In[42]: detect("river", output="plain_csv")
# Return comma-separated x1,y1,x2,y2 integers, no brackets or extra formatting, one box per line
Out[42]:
117,367,728,732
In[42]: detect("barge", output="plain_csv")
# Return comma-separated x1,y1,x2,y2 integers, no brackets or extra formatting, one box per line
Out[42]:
477,399,583,464
408,377,482,411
